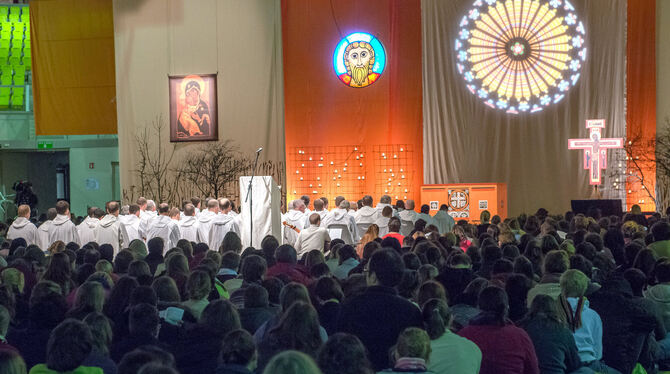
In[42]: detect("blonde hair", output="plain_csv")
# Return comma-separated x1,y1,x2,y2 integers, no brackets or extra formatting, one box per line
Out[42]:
47,241,65,255
396,327,432,361
560,269,589,297
262,351,323,374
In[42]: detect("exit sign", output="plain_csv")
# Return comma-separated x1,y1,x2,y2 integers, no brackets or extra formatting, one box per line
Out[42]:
37,142,53,149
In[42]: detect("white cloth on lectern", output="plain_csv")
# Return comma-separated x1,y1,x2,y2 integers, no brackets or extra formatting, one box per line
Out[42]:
322,209,357,239
119,214,141,248
179,215,200,243
208,214,240,251
196,210,217,245
147,215,180,251
432,210,455,234
49,215,80,245
303,210,330,229
295,225,331,258
95,215,126,254
282,210,304,246
7,217,37,245
77,217,99,246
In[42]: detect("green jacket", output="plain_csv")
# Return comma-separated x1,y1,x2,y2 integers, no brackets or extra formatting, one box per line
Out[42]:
29,364,104,374
649,240,670,259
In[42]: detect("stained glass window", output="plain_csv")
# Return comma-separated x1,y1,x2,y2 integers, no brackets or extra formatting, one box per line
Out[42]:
333,32,386,88
455,0,586,114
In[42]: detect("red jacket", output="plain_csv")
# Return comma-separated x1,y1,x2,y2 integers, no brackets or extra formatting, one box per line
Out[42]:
459,320,539,374
266,262,312,285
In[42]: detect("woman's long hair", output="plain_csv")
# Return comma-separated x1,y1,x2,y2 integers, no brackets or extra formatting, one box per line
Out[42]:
422,298,451,340
357,225,380,257
268,301,322,357
41,252,72,293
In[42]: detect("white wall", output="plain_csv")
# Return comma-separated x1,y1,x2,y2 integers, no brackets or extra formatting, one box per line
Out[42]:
69,147,119,216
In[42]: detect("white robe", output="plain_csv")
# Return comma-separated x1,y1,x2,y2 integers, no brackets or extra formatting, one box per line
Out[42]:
94,215,127,254
322,208,358,242
179,215,200,243
146,215,180,252
36,221,51,250
77,217,99,246
432,210,456,234
119,214,141,248
138,210,157,240
398,209,418,223
208,213,240,251
7,217,37,246
354,206,379,224
196,210,217,245
303,210,330,229
281,210,305,246
48,214,80,245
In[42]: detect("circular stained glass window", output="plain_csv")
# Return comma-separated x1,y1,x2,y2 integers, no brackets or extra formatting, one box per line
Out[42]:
455,0,587,114
333,32,386,88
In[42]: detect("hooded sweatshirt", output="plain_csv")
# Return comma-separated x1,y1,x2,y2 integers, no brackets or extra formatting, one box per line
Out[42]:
398,209,417,224
645,283,670,329
7,217,37,245
303,209,330,229
354,206,379,225
180,215,200,243
119,214,141,248
48,214,79,245
281,209,305,246
208,213,240,251
94,215,126,254
322,208,357,244
197,210,218,245
36,221,52,250
433,210,456,234
77,216,99,246
147,215,180,251
138,210,157,240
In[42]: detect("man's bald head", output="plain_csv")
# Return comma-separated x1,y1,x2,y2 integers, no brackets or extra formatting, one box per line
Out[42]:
184,203,196,217
406,199,415,210
158,203,170,215
207,199,219,212
219,198,231,213
107,201,120,215
147,200,156,211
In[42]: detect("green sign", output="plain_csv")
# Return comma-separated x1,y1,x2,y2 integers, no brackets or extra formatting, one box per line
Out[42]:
37,142,53,149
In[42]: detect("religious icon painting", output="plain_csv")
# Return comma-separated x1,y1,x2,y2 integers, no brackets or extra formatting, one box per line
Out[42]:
169,74,218,142
333,32,386,88
447,188,470,218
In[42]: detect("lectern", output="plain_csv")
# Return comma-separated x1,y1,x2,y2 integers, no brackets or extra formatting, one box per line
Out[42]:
239,176,281,248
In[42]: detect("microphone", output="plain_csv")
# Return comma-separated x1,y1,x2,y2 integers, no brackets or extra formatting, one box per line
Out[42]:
256,147,263,153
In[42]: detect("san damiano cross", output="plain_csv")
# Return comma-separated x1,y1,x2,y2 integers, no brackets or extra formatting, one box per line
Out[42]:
568,119,623,185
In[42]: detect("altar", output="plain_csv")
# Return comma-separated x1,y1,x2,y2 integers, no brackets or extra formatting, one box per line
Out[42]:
420,183,507,222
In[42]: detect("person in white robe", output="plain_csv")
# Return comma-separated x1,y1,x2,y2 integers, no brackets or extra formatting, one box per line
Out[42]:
146,203,181,252
303,198,329,229
322,200,358,244
7,205,37,245
77,207,102,246
208,209,241,251
94,201,127,254
416,204,435,227
375,195,396,217
376,206,393,237
36,208,57,250
119,204,142,248
398,199,418,223
432,204,456,234
282,199,305,246
138,199,157,241
354,195,379,224
197,199,220,245
48,201,80,245
179,203,199,243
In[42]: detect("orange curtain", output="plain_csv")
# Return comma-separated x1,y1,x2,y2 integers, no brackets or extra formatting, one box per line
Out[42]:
31,0,117,135
626,0,657,211
281,0,423,205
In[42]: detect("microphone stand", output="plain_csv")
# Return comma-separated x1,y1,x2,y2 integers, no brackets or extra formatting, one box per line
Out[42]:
245,150,261,247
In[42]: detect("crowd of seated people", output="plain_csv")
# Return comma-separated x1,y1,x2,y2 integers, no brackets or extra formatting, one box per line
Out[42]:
0,195,669,374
